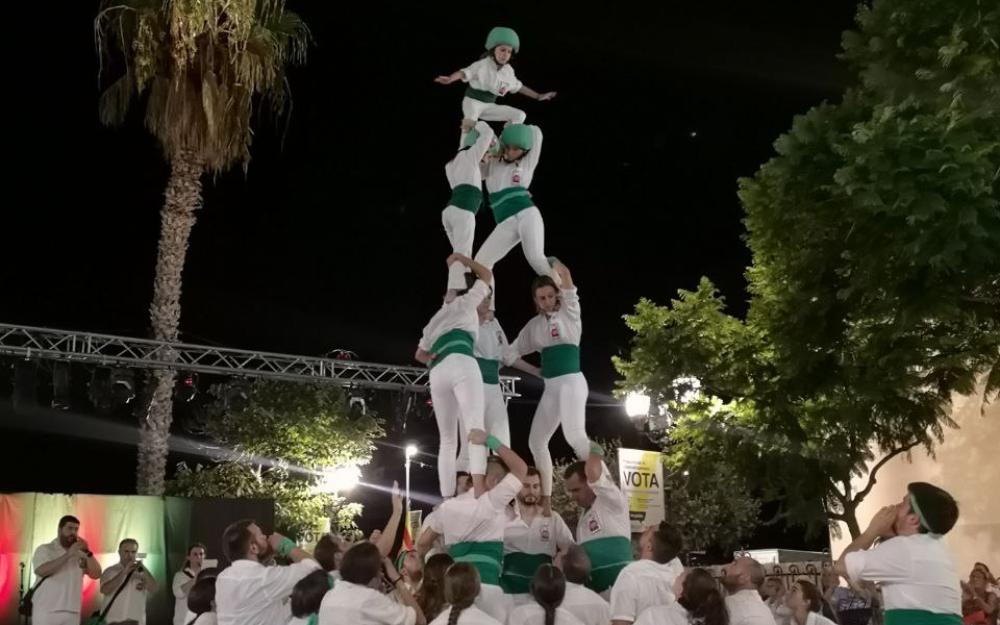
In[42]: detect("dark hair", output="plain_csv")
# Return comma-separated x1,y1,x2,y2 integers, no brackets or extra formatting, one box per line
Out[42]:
184,542,206,569
679,568,728,625
486,456,509,482
314,535,339,572
222,519,255,562
340,542,382,585
907,482,959,535
525,467,541,478
291,570,331,618
531,275,559,301
187,577,216,615
795,579,823,612
531,565,566,625
417,554,454,622
650,522,683,564
445,563,480,625
58,515,80,530
561,544,591,585
196,567,220,582
118,538,138,550
563,461,586,481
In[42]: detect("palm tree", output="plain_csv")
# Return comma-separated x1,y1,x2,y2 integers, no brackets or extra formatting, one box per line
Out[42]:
95,0,310,494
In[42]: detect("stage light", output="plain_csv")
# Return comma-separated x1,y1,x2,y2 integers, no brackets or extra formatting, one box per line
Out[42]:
624,391,651,418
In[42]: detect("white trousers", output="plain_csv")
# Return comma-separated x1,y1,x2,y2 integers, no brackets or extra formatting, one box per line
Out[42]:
456,383,510,472
530,372,591,495
442,206,476,291
460,97,527,146
430,354,486,496
33,612,81,625
475,207,560,307
475,583,512,623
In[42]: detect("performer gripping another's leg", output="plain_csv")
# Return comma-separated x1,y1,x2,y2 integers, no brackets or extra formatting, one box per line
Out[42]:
444,120,495,296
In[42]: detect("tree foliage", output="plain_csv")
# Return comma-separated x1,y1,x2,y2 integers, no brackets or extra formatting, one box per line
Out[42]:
615,0,999,538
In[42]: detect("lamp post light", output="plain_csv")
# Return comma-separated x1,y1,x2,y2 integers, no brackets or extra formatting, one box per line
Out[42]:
624,391,652,419
404,444,418,518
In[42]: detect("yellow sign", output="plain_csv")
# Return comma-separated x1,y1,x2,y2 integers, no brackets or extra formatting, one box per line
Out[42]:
618,448,666,533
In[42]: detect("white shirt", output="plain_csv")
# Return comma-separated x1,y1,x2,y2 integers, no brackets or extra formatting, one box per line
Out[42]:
725,589,778,625
504,289,582,366
634,601,689,625
101,563,151,624
802,612,837,625
461,57,523,97
483,126,543,194
504,506,574,558
430,605,502,625
320,580,416,625
31,539,85,615
446,121,494,190
426,473,523,545
216,558,321,625
173,568,197,625
476,317,510,365
184,612,219,625
764,598,793,625
419,281,492,352
576,464,631,545
844,533,961,614
609,558,683,622
508,604,586,625
561,582,611,625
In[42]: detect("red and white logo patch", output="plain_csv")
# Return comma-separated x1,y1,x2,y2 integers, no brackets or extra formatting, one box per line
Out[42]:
550,325,560,338
512,174,521,184
588,514,602,534
540,525,550,542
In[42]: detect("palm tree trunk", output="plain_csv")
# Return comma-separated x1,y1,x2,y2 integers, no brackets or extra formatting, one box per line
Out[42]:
137,151,202,495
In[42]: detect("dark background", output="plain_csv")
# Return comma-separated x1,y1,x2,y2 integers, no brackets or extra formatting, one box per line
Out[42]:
1,1,858,553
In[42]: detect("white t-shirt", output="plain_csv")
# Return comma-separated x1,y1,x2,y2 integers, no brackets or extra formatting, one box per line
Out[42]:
101,563,151,624
461,57,523,97
31,539,85,615
725,589,778,625
483,126,543,194
319,580,416,625
504,289,582,366
576,464,631,545
609,558,683,622
430,605,502,625
446,121,494,190
508,604,586,625
419,281,492,353
476,317,510,365
216,558,321,625
426,474,523,545
173,568,197,625
634,601,689,625
843,533,961,614
504,507,574,558
561,582,611,625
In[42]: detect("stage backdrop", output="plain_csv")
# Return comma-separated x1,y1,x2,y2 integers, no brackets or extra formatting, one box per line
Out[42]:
0,493,273,625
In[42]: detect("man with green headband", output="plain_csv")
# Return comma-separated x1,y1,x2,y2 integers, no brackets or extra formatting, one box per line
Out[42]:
835,481,961,625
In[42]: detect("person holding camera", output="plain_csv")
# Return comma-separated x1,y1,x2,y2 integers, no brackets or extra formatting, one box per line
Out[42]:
28,514,102,625
100,538,158,625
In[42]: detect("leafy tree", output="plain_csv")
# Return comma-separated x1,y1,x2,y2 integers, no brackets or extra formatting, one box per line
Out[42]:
616,0,999,539
95,0,311,495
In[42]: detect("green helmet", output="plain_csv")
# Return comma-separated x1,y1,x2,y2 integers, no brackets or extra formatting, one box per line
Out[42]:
500,124,533,150
462,128,481,148
486,27,520,53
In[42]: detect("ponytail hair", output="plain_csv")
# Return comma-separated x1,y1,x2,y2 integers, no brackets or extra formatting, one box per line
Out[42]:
417,554,454,622
530,564,566,625
445,563,480,625
679,568,728,625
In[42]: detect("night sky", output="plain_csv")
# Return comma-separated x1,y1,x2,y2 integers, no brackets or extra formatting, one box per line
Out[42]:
1,2,858,551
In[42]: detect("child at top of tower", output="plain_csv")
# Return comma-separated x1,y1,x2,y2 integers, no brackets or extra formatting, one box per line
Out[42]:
435,26,556,132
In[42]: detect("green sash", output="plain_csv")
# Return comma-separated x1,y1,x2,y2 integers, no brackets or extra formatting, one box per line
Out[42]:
476,358,501,384
465,86,498,103
500,552,552,594
884,610,962,625
581,536,633,593
449,541,504,585
430,329,475,368
489,187,535,223
541,344,582,378
449,184,483,214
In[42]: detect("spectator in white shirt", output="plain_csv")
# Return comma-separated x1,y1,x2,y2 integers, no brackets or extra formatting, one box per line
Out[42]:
554,545,611,625
314,535,342,587
215,519,320,625
722,557,777,625
609,521,685,625
634,568,729,625
173,543,206,625
761,577,792,625
289,569,333,625
508,565,585,625
417,554,456,623
429,563,501,625
319,541,426,625
786,580,837,625
30,514,103,625
100,538,158,625
184,577,217,625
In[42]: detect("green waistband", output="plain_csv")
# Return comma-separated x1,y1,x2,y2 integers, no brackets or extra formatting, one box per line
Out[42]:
581,536,633,593
476,358,500,384
884,610,962,625
450,541,504,585
501,552,552,594
465,86,498,103
430,329,475,368
449,184,483,214
489,187,535,223
541,344,582,378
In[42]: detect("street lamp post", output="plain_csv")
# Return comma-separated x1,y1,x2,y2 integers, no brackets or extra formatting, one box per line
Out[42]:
404,444,418,520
